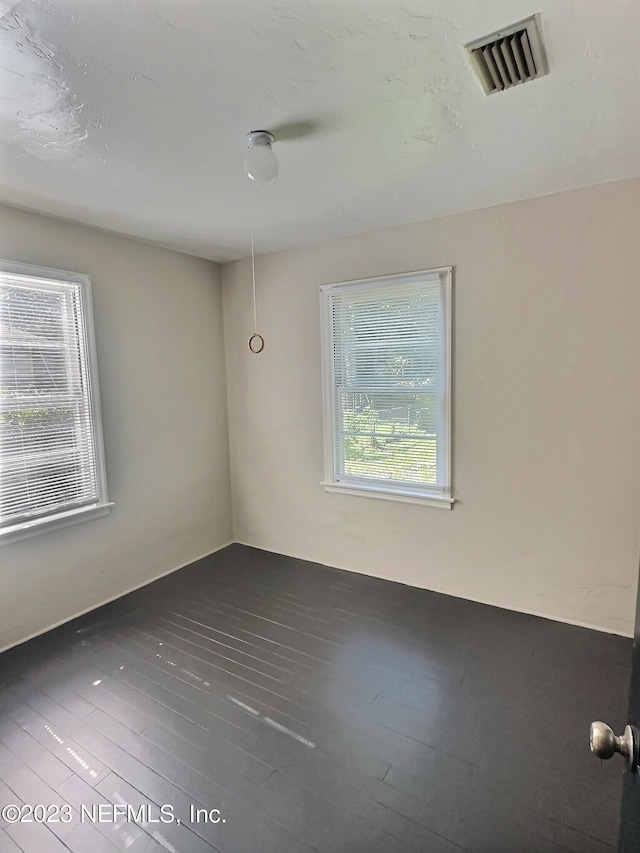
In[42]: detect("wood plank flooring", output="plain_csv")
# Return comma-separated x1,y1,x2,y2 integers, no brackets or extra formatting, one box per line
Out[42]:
0,544,631,852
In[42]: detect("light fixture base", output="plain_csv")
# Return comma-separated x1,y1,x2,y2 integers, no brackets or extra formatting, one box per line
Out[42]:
245,130,275,148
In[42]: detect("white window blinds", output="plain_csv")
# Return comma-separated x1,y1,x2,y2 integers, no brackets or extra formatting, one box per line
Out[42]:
0,261,110,541
320,268,452,506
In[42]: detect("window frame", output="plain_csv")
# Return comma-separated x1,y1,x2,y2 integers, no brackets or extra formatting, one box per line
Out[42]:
320,267,454,509
0,259,112,544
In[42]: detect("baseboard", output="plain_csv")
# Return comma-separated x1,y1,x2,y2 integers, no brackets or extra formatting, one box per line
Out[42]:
0,540,234,655
480,605,634,638
233,539,634,639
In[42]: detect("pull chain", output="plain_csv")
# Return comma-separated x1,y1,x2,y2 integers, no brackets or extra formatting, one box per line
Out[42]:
251,225,257,333
248,224,264,353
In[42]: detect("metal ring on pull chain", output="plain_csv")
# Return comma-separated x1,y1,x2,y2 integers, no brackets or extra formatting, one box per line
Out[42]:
248,333,265,353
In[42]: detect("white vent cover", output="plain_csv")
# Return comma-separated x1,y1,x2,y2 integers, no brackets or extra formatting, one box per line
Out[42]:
465,14,549,95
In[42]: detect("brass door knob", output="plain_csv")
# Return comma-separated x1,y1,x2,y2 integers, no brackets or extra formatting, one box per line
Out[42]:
590,721,637,770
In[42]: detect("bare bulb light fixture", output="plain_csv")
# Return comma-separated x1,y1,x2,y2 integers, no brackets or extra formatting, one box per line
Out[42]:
244,130,279,185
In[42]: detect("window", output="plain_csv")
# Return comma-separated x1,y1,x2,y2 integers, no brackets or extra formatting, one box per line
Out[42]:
0,260,111,543
320,267,453,507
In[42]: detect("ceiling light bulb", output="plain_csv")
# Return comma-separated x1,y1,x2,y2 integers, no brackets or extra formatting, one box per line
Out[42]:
244,130,278,185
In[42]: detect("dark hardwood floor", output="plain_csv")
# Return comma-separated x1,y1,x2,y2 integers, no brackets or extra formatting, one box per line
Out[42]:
0,544,631,852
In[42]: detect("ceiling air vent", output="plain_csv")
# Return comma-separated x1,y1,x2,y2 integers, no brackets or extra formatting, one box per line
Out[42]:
465,14,548,95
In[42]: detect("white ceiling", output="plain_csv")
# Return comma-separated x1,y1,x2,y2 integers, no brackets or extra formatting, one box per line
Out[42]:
1,0,638,263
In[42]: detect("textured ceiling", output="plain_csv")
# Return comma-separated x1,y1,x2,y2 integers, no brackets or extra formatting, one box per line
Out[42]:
1,0,639,262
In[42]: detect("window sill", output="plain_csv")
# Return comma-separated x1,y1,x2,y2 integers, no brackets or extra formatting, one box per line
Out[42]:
0,502,114,546
322,482,454,509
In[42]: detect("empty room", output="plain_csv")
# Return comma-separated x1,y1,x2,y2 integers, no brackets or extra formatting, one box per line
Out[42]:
1,1,639,851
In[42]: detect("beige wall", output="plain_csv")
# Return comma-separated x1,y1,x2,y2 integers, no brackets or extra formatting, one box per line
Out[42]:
0,205,232,651
222,177,640,637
